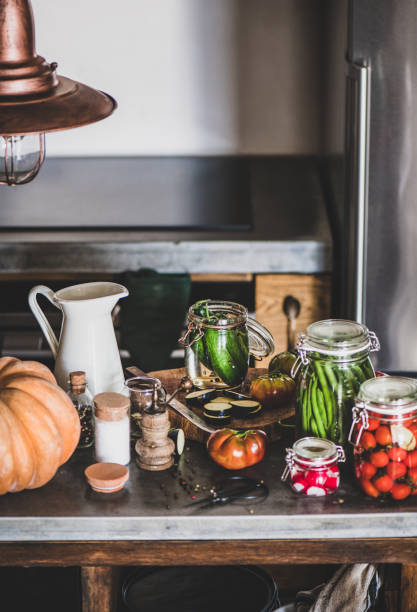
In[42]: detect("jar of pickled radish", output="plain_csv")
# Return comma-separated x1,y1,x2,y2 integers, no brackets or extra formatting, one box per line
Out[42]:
294,319,380,447
281,437,345,496
350,376,417,501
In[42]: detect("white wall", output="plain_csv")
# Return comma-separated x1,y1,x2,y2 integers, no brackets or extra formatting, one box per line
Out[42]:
31,0,322,157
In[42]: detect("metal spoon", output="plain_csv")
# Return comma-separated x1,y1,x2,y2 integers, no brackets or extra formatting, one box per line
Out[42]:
283,295,301,351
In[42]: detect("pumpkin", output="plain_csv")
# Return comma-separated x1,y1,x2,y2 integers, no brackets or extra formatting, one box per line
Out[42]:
0,356,80,494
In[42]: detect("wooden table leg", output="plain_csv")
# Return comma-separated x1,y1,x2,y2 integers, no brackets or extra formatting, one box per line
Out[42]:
81,566,119,612
400,564,417,611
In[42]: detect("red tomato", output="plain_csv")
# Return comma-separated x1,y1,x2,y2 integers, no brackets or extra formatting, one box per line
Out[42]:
391,483,411,500
373,474,394,493
375,425,392,446
386,461,407,480
370,450,389,468
367,418,379,431
360,462,377,479
360,478,380,498
207,428,267,470
388,447,407,462
405,450,417,469
409,424,417,441
408,468,417,484
361,432,377,450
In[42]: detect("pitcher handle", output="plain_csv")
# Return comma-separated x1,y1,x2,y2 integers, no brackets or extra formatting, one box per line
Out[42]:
28,285,60,358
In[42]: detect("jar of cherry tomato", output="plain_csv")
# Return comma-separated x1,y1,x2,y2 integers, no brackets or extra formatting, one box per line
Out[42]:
350,376,417,501
281,437,345,496
294,319,380,448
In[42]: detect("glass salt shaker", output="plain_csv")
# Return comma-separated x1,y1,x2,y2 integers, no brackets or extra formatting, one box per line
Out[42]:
281,437,345,496
93,392,130,465
67,371,94,449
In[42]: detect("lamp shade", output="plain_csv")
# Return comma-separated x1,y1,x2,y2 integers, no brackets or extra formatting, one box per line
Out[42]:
0,0,116,136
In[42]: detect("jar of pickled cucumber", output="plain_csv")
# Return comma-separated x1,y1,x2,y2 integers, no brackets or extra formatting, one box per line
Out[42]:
294,319,380,447
350,377,417,501
180,300,274,389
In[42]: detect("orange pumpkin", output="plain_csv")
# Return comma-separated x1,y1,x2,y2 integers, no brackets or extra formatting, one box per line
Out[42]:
0,356,80,494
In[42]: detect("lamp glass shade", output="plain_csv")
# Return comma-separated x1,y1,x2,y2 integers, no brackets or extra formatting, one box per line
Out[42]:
0,133,45,185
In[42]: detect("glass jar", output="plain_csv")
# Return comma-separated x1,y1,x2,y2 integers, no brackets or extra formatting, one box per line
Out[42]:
350,376,417,501
281,437,345,496
294,319,379,447
67,371,94,449
125,376,166,439
180,299,274,389
93,392,130,465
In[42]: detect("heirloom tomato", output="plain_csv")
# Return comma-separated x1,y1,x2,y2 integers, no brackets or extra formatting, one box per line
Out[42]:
250,373,296,408
207,428,267,470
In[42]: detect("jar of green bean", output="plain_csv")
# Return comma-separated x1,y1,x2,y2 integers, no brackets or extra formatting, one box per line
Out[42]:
294,319,380,447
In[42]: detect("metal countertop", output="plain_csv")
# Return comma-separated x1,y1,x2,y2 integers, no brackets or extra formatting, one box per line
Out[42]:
1,440,416,542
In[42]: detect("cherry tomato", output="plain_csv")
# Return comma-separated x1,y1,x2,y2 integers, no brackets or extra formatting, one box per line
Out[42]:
373,474,394,493
361,432,377,450
391,483,411,500
367,418,379,431
370,450,389,468
360,462,377,479
408,468,417,484
405,450,417,469
360,478,380,498
388,447,407,462
386,461,407,480
375,425,392,446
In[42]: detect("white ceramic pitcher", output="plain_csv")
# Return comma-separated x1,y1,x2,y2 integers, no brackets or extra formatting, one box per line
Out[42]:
28,282,129,396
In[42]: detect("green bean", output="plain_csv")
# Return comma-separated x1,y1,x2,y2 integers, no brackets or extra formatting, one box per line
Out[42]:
351,364,366,383
301,383,308,433
306,377,313,433
310,417,319,436
314,361,333,422
317,388,328,431
361,359,375,379
311,378,327,438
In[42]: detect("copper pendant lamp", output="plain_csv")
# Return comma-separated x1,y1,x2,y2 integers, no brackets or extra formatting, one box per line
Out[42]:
0,0,117,185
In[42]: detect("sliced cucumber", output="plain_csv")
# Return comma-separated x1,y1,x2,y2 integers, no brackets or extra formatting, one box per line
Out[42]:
230,399,262,419
210,396,232,403
185,389,216,406
229,400,261,408
203,411,232,425
223,390,251,401
203,401,233,415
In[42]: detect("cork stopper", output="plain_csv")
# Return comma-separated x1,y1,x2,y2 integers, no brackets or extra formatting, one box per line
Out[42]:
70,371,86,386
94,392,130,422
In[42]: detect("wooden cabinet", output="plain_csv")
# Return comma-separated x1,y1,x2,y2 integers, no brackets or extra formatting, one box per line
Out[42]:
255,273,332,365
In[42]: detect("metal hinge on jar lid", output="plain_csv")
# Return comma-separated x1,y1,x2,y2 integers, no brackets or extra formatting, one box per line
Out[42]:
281,448,295,482
348,402,368,446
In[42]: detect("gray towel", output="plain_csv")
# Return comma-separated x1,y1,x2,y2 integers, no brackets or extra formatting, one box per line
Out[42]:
296,564,382,612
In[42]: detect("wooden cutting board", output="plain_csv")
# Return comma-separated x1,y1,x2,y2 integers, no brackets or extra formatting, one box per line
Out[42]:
148,367,295,443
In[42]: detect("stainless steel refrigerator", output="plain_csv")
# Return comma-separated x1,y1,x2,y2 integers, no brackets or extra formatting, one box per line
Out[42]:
334,0,417,372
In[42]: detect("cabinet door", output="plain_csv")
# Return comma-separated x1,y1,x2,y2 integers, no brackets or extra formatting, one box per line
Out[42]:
255,274,331,367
